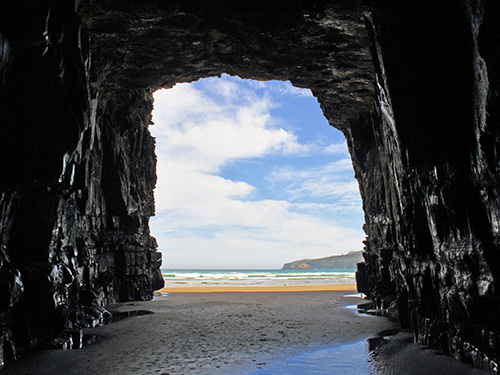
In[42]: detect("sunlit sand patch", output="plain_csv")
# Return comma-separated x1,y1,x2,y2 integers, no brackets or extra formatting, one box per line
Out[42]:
156,284,357,293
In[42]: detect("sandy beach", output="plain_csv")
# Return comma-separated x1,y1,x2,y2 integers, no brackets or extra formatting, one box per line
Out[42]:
159,284,358,293
0,289,484,375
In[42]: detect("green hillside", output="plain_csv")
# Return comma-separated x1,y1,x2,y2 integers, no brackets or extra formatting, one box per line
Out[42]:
282,251,364,270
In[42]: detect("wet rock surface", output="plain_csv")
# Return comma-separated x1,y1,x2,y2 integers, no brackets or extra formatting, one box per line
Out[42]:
0,0,499,372
353,1,500,371
0,0,163,365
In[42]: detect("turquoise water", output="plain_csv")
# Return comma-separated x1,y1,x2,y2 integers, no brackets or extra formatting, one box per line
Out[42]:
161,269,356,287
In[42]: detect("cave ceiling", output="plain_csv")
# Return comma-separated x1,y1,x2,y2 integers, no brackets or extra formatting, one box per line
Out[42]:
81,0,374,129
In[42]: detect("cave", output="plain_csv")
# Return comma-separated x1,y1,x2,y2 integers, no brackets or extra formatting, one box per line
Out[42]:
0,0,499,372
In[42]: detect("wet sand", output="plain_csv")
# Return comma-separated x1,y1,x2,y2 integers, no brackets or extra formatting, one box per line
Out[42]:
0,290,484,375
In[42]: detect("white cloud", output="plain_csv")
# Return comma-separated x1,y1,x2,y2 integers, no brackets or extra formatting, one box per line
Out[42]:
268,159,353,181
150,76,364,269
152,206,364,269
266,159,361,204
246,78,313,98
152,81,306,173
322,141,350,155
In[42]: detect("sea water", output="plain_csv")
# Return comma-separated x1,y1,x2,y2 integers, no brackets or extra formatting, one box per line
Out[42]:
161,269,356,287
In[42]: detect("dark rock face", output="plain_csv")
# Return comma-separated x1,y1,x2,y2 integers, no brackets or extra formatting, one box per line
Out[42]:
0,1,163,364
352,2,500,371
0,0,498,372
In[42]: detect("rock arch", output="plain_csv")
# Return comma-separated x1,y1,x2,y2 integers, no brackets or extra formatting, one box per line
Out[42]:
0,0,499,371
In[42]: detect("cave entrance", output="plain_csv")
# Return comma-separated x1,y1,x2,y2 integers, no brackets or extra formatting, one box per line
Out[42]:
149,74,364,275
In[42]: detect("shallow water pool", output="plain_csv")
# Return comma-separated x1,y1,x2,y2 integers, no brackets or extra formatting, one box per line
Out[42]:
245,340,372,375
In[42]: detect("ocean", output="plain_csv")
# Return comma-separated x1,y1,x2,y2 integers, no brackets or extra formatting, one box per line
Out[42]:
161,269,356,287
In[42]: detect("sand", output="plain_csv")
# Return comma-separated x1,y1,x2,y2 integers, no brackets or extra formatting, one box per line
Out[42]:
0,290,484,375
159,284,358,293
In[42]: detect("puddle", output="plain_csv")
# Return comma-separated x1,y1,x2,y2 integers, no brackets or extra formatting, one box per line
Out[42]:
153,292,169,301
245,340,373,374
344,304,359,310
244,330,485,375
342,293,377,316
342,293,366,299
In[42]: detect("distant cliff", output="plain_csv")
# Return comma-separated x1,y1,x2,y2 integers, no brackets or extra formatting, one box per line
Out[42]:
282,251,364,270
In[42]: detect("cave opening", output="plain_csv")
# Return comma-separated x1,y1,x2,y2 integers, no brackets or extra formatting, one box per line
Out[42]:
1,1,499,372
149,74,365,272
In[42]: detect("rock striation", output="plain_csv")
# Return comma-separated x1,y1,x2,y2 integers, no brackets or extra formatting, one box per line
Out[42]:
0,0,499,372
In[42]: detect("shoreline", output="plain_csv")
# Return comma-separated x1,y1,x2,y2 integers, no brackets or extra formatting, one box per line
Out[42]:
157,283,358,293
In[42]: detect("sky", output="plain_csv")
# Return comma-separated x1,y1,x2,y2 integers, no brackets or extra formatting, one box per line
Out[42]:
149,74,365,269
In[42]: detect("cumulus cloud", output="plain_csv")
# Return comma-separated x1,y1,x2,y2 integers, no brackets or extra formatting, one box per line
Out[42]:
150,75,364,268
152,81,305,172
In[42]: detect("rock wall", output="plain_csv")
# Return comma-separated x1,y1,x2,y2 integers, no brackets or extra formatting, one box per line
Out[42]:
353,1,500,371
0,0,499,372
0,1,163,364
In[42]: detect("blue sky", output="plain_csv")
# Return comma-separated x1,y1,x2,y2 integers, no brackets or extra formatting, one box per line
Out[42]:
150,74,364,269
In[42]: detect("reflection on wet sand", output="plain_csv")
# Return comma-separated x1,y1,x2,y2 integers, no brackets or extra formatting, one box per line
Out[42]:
246,328,485,374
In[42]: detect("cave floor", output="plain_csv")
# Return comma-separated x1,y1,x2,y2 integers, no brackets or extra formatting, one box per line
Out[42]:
1,292,485,375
